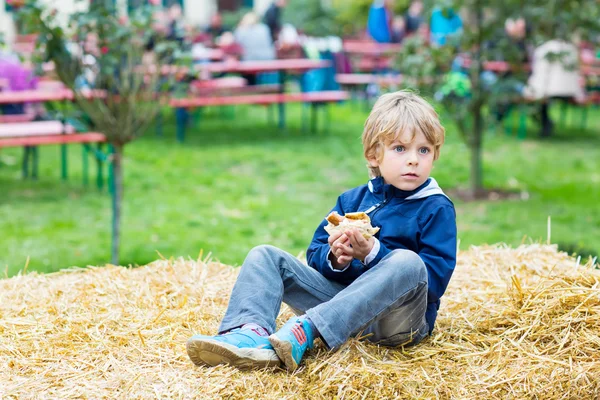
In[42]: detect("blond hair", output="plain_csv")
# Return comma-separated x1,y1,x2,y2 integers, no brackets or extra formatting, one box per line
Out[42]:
362,90,445,178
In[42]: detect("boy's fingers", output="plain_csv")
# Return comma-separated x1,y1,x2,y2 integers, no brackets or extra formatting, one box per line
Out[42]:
339,242,353,254
328,231,344,245
338,255,352,265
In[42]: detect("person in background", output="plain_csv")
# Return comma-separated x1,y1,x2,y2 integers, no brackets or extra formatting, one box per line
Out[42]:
0,52,38,116
165,4,184,45
523,38,584,137
390,16,406,43
429,6,462,46
263,0,287,43
404,0,424,36
367,0,394,43
234,12,276,85
204,12,229,43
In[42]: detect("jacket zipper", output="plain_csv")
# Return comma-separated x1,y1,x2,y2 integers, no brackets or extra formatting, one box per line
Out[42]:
365,195,389,221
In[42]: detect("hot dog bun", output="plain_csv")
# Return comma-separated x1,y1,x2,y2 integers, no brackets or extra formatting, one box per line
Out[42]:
324,211,380,239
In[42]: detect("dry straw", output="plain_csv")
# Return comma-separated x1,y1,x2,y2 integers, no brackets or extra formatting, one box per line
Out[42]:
1,244,599,399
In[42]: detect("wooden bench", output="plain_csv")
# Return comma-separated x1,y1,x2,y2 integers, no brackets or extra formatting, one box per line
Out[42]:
335,74,403,86
170,91,349,141
0,121,107,184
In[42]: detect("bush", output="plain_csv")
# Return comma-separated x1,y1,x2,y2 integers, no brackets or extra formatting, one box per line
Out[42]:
331,0,411,37
282,0,338,37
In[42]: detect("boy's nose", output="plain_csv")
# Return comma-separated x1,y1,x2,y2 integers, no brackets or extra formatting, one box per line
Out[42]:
407,151,419,165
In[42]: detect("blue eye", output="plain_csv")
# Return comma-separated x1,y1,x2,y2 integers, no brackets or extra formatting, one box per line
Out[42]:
419,147,430,154
394,146,405,152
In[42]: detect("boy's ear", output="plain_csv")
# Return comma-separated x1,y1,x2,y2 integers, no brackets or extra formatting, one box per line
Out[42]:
367,156,379,168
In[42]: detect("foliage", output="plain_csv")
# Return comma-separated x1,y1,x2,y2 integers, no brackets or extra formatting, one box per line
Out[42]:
17,0,181,264
331,0,411,37
397,1,600,196
282,0,338,37
221,6,252,31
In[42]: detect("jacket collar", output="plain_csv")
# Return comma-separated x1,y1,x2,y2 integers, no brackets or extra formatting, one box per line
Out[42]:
368,176,446,199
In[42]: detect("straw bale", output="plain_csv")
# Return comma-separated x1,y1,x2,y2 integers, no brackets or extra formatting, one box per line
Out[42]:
1,244,599,399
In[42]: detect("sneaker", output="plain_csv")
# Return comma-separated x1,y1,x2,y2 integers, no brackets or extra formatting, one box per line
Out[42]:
186,328,281,370
269,317,315,372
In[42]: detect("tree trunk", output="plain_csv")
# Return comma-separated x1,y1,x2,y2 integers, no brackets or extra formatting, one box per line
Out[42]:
470,104,484,198
111,144,124,265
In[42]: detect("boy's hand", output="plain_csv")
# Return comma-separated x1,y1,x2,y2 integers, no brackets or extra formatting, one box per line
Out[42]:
328,231,353,269
346,229,375,263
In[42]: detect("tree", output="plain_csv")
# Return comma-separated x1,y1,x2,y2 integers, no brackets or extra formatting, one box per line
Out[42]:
20,0,180,264
397,1,600,198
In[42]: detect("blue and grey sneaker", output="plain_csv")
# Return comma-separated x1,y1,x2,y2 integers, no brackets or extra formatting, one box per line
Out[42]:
269,317,315,371
186,328,281,370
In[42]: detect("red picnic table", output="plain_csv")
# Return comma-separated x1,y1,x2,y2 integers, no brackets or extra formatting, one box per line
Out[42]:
194,58,331,129
194,58,330,74
192,48,225,62
0,89,106,104
342,40,401,73
0,88,107,182
342,40,403,55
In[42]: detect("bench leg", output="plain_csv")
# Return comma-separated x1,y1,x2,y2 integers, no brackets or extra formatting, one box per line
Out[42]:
22,146,30,179
176,107,188,143
82,144,89,186
324,103,331,134
97,143,104,190
278,103,286,130
311,103,318,133
580,105,588,129
61,143,68,180
32,146,39,180
301,103,308,133
278,69,287,131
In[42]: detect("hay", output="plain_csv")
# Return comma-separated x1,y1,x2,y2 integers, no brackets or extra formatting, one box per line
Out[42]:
1,244,599,399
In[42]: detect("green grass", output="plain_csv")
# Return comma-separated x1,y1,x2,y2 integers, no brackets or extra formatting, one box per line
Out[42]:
1,102,599,277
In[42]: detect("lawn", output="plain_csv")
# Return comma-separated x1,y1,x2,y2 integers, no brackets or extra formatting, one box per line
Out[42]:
1,101,598,276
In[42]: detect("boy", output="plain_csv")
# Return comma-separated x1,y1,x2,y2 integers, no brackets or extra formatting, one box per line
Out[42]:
187,91,457,371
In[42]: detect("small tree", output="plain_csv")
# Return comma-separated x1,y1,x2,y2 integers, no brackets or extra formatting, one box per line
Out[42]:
21,0,180,264
397,1,600,198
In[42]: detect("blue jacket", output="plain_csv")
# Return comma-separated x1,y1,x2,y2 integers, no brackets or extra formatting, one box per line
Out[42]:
367,1,392,43
306,177,457,333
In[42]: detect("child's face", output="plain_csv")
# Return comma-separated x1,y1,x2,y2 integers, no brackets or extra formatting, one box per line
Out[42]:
369,130,435,191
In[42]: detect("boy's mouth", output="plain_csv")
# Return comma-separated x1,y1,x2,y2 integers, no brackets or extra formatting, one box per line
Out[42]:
402,172,418,177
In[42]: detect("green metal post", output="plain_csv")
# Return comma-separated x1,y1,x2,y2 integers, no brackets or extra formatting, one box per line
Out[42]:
22,146,30,179
82,144,89,186
581,105,588,129
311,103,317,133
97,143,104,190
301,103,308,133
32,146,39,180
325,104,331,134
61,144,67,180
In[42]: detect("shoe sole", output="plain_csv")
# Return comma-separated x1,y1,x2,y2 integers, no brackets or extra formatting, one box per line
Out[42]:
268,334,299,372
186,338,281,370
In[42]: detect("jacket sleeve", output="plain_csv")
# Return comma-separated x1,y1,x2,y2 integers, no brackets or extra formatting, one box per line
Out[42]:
417,204,457,304
306,196,367,282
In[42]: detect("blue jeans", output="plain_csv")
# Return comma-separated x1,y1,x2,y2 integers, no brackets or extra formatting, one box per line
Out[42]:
219,245,429,349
